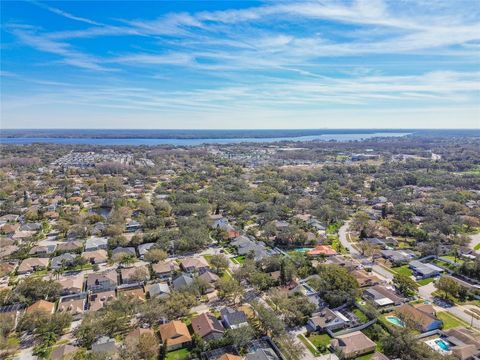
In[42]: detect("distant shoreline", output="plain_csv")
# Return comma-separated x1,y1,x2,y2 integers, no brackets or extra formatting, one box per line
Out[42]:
0,128,477,140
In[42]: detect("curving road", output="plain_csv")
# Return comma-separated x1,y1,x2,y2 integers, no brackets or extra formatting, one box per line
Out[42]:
338,220,359,256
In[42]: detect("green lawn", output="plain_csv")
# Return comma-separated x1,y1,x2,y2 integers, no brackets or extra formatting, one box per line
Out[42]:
417,277,435,286
392,265,413,277
307,333,331,350
474,243,480,251
165,348,191,360
297,334,321,356
232,255,246,264
441,256,464,265
355,353,375,360
353,308,369,323
437,311,467,329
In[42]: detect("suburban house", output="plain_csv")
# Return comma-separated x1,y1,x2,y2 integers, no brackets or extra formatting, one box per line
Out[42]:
92,336,117,358
330,331,376,359
443,327,480,360
220,307,249,329
409,260,444,279
121,265,150,284
172,274,194,290
191,312,225,341
29,244,57,257
395,303,443,332
57,294,86,319
81,249,108,264
146,282,171,299
86,269,118,292
84,236,108,251
307,308,350,332
137,242,155,258
180,257,210,274
351,270,381,287
58,274,84,294
56,241,84,254
159,320,192,351
307,245,337,257
89,290,116,312
363,285,404,307
117,284,146,301
198,271,220,292
51,253,77,269
380,250,415,265
17,257,49,274
111,246,136,258
152,261,179,280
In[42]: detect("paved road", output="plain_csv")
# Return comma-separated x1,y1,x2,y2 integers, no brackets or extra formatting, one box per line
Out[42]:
338,220,359,256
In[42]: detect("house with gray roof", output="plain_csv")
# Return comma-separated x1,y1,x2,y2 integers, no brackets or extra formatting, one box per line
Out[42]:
84,236,108,251
51,253,77,269
172,274,194,290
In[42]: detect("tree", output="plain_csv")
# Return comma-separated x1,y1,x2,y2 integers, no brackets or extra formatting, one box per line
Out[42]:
393,273,418,297
250,301,285,338
123,332,159,360
309,264,359,307
225,326,255,350
13,278,61,305
218,277,244,304
209,254,229,274
435,276,460,300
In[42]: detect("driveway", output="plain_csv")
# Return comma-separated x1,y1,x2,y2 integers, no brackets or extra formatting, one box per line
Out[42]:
371,264,393,282
469,233,480,254
338,220,359,256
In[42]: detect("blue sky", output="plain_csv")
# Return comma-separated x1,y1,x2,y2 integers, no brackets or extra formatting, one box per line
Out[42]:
1,0,479,129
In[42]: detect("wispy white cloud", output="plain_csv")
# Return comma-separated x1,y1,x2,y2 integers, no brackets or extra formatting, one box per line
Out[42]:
28,0,103,26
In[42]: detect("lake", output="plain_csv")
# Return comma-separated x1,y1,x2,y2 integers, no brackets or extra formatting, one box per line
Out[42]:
0,132,410,145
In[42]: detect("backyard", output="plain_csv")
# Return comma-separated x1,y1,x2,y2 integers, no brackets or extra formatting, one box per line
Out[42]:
165,348,191,360
392,265,413,277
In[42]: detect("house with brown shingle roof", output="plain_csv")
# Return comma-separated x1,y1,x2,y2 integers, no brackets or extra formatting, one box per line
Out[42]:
152,261,179,280
58,274,84,295
444,327,480,360
218,354,242,360
331,331,376,359
88,290,115,312
352,270,381,288
17,257,49,274
180,256,210,274
395,303,442,332
86,269,118,292
81,249,108,264
26,300,55,315
57,295,86,319
159,320,192,351
121,265,150,284
191,312,225,341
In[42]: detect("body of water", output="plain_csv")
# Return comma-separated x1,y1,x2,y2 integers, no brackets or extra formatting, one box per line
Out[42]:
0,132,410,145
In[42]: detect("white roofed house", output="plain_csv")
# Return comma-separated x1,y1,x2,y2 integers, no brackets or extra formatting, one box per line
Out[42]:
307,308,350,332
84,236,108,251
409,260,443,279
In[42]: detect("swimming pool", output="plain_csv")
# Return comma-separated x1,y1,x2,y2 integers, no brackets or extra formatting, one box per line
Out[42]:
385,316,406,327
294,248,313,253
435,339,450,351
426,338,452,354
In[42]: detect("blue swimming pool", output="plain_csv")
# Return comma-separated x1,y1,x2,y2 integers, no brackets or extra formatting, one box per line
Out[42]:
386,316,406,327
435,339,450,351
294,248,313,253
